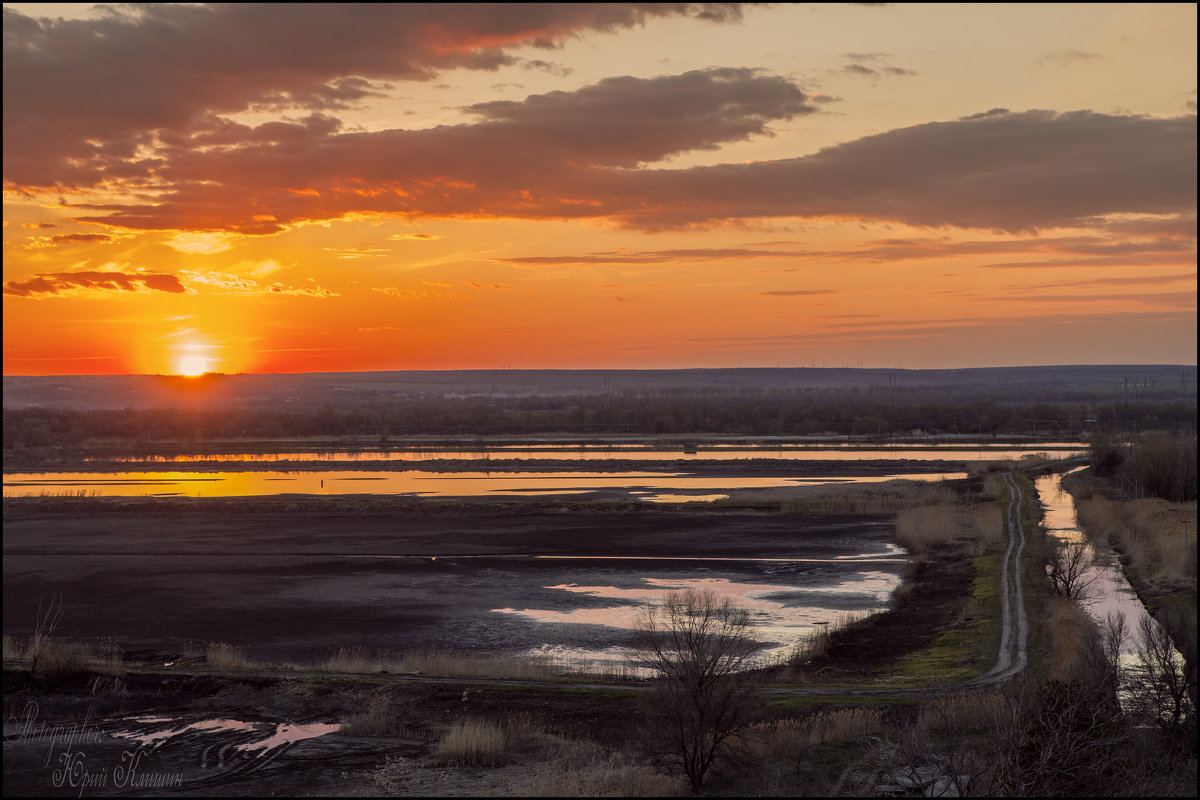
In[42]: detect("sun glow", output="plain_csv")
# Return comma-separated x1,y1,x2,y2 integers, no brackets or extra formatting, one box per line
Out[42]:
171,339,217,376
176,354,210,377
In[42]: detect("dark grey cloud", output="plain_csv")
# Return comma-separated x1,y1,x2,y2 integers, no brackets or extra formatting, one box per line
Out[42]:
617,110,1195,231
8,5,1193,246
3,3,746,189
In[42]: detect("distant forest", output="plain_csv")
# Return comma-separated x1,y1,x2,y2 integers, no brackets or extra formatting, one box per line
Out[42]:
4,381,1195,448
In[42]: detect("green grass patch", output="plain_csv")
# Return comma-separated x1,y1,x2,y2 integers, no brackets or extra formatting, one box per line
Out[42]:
765,694,920,713
888,479,1020,686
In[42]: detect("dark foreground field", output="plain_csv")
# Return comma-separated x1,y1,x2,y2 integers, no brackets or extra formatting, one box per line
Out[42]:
3,496,902,662
1,487,980,797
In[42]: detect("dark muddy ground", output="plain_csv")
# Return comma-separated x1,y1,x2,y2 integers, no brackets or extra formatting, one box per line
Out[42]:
2,490,975,797
3,497,899,663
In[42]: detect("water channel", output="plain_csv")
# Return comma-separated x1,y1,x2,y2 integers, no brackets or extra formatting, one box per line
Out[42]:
5,444,1081,501
1035,470,1179,677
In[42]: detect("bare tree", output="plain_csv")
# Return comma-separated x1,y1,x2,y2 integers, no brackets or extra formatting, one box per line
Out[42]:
1045,538,1100,603
1129,613,1195,729
1094,611,1129,695
630,589,765,793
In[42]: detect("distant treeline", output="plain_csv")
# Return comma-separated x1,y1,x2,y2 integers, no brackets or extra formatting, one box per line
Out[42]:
4,386,1196,448
1090,432,1199,503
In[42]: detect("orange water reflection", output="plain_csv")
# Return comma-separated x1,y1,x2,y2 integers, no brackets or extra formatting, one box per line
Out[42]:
3,469,968,501
492,573,898,665
1036,471,1165,658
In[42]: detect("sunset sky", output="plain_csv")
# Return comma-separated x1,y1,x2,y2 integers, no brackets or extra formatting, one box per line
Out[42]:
3,3,1196,376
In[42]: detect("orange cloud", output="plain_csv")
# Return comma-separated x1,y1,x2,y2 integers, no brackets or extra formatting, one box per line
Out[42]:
61,106,1195,236
3,270,188,298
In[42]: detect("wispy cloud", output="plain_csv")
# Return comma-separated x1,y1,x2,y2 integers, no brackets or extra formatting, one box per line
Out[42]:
1038,50,1102,67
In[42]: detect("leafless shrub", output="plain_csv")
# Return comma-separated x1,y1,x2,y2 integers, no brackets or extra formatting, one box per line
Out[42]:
992,680,1128,797
861,723,1001,798
630,589,765,793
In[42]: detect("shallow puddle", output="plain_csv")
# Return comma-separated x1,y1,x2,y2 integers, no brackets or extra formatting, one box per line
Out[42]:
492,571,898,669
110,716,342,757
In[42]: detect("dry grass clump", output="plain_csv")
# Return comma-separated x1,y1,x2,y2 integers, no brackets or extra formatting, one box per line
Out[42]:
895,502,1000,557
30,639,93,680
968,454,1057,476
3,635,22,660
339,686,429,739
321,646,409,674
749,707,884,761
529,752,679,797
365,727,678,797
402,649,560,681
433,717,507,766
1074,495,1122,545
775,481,959,516
7,627,127,690
786,612,873,669
803,707,884,745
343,708,427,740
507,715,680,796
204,642,251,670
92,637,126,677
1123,498,1196,587
316,646,560,680
1075,493,1197,592
915,693,1007,734
343,704,401,738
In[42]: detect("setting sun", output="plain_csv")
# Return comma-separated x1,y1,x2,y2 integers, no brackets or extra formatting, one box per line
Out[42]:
176,355,209,377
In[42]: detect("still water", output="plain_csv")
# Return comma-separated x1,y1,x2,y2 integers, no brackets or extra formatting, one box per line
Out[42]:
498,569,899,672
4,468,968,502
86,444,1083,463
1036,470,1158,658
